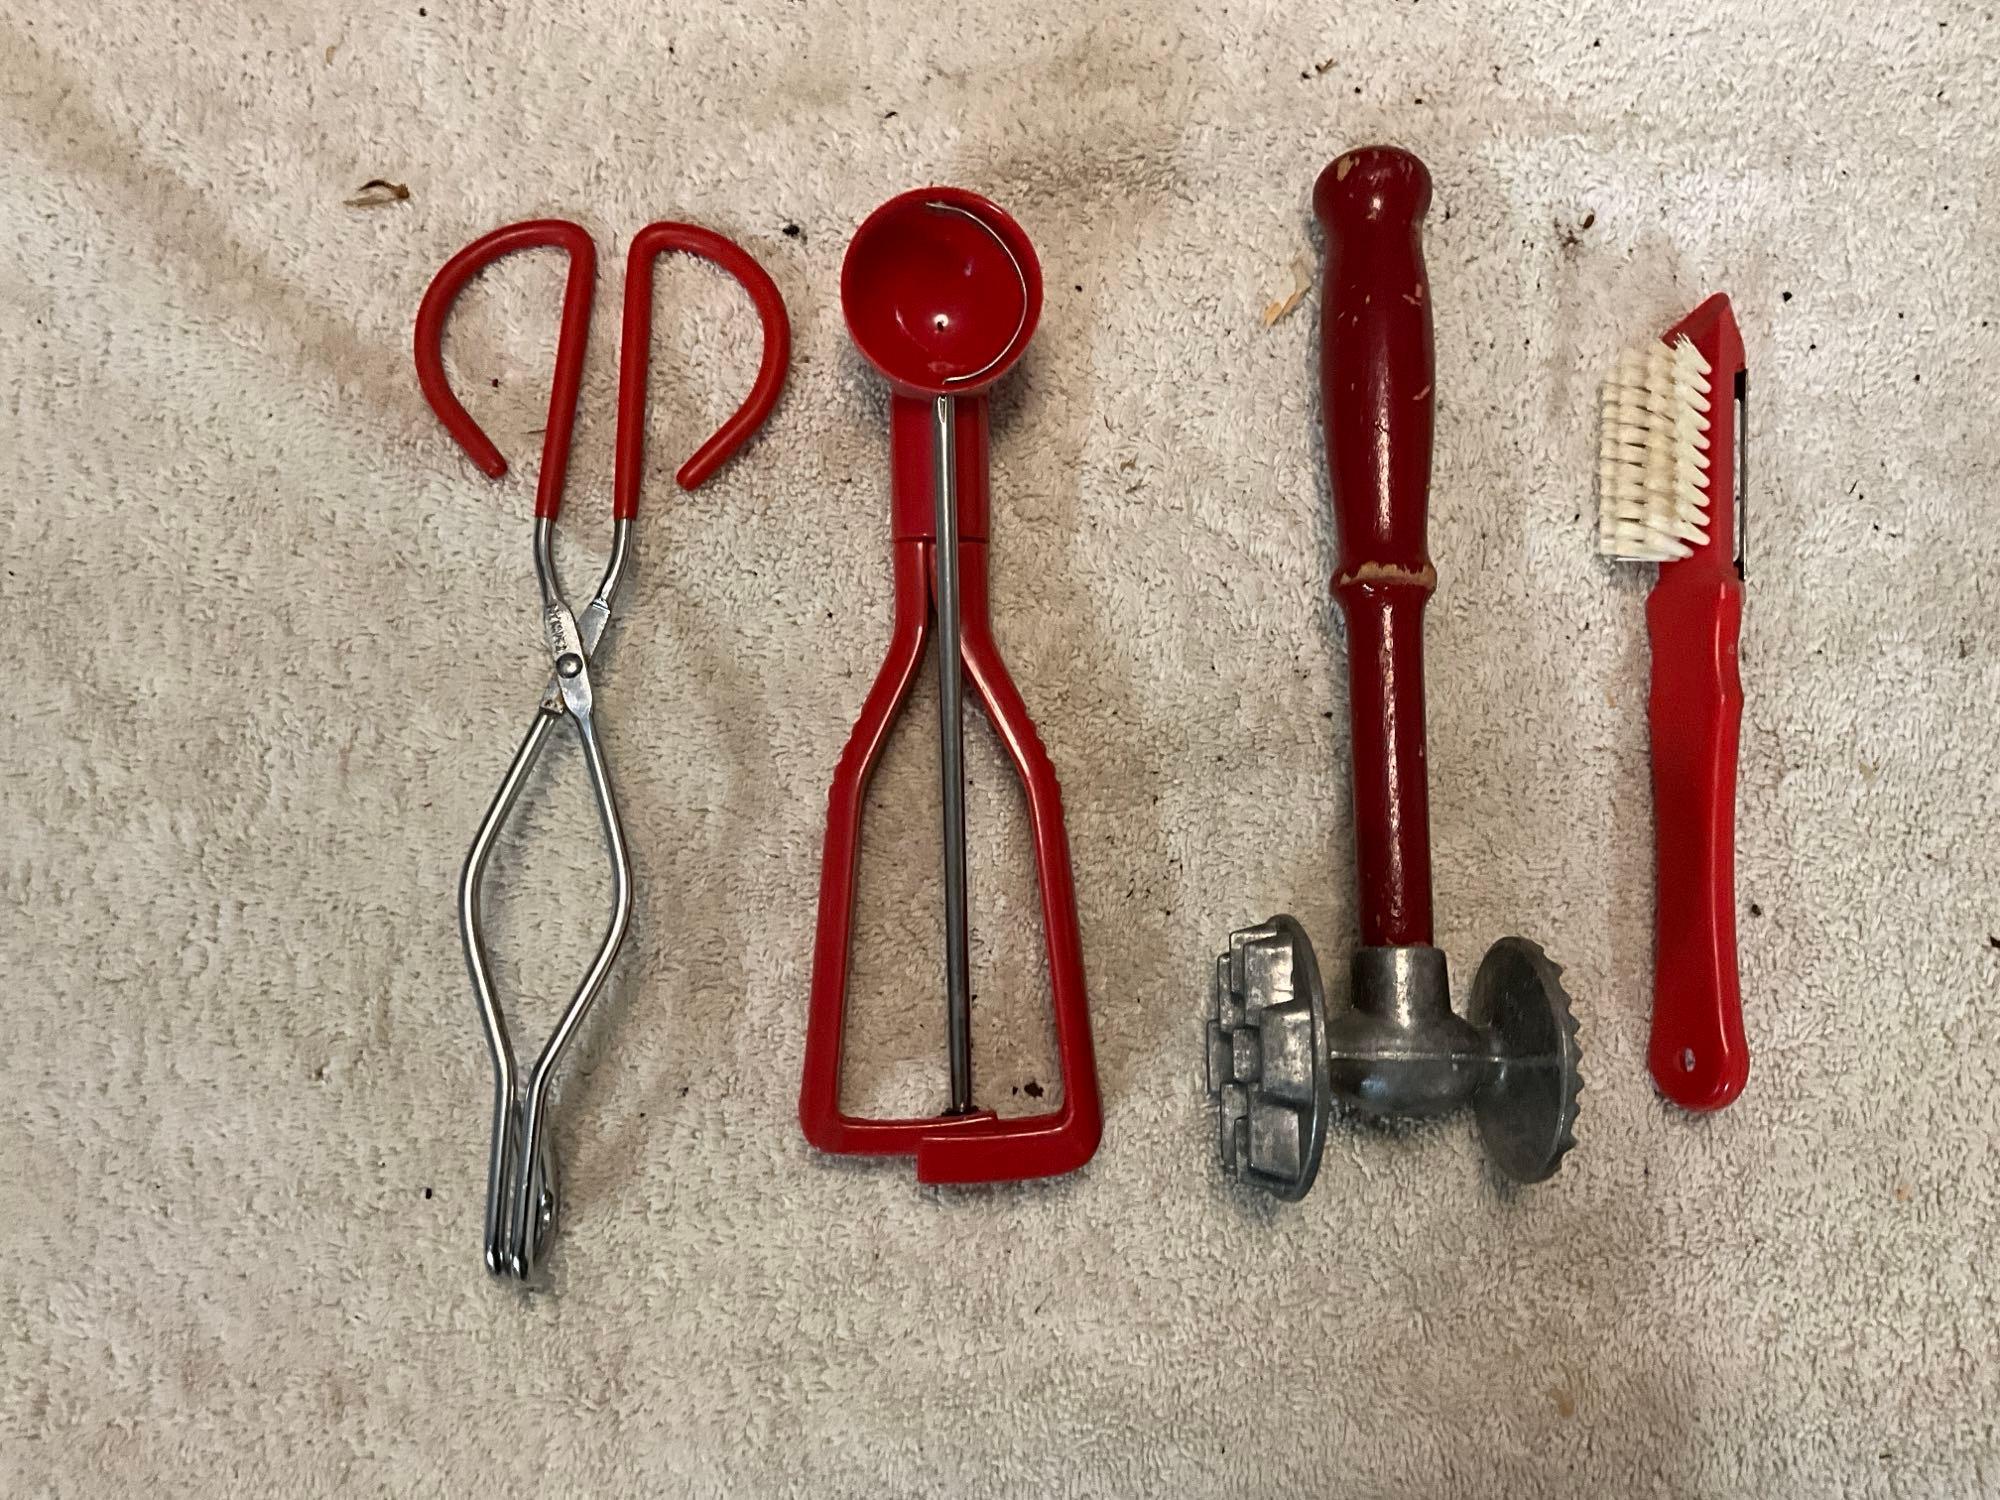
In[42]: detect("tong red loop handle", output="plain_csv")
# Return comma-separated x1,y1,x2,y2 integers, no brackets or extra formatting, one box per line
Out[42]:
414,218,596,521
615,223,792,514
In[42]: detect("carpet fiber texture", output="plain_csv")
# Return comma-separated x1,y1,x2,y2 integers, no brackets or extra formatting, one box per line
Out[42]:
4,2,1997,1495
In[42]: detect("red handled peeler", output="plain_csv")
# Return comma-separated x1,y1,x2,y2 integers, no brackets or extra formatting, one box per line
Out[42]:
1598,295,1750,1111
800,188,1101,1183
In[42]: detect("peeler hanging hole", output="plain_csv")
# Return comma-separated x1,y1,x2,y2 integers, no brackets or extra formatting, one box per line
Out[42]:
1680,1047,1696,1073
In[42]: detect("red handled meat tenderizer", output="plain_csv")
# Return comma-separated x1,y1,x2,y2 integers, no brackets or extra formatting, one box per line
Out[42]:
1207,148,1583,1199
1598,294,1750,1111
800,188,1101,1183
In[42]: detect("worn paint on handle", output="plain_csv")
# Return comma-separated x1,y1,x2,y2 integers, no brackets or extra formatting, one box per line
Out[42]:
1313,146,1438,949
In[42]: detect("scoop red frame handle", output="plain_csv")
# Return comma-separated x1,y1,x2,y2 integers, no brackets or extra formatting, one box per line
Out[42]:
800,392,1101,1184
414,218,790,514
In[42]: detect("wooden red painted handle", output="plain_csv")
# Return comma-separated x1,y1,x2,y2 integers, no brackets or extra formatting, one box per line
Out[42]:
1313,146,1438,949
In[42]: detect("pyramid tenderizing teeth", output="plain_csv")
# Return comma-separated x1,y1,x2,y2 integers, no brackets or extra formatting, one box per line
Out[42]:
1597,336,1714,562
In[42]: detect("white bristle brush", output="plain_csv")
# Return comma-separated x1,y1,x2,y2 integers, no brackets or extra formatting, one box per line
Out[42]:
1598,336,1713,561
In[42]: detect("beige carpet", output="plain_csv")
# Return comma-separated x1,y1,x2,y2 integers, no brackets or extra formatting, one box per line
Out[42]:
5,1,1997,1494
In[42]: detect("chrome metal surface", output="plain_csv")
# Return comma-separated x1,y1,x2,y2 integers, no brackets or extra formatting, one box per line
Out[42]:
462,516,637,1280
932,394,974,1114
1733,370,1749,580
1207,916,1330,1201
535,516,628,712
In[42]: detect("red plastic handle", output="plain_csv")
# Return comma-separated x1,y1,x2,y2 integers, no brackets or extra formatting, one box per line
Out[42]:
800,394,1100,1183
414,218,595,521
888,392,989,542
1647,582,1746,1108
416,219,790,522
1647,294,1749,1110
938,532,1100,1181
615,221,792,512
1313,147,1438,949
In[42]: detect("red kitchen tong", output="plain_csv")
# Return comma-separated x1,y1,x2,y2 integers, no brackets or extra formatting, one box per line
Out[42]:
414,216,789,1278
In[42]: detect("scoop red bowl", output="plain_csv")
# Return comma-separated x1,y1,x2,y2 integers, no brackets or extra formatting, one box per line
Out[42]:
840,187,1042,398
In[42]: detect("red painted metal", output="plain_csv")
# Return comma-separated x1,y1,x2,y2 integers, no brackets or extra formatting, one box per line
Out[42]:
1313,147,1439,950
800,401,1101,1181
890,392,989,542
1646,294,1749,1111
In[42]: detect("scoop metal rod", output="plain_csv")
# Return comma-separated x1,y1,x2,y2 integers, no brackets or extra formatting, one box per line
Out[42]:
932,394,974,1114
